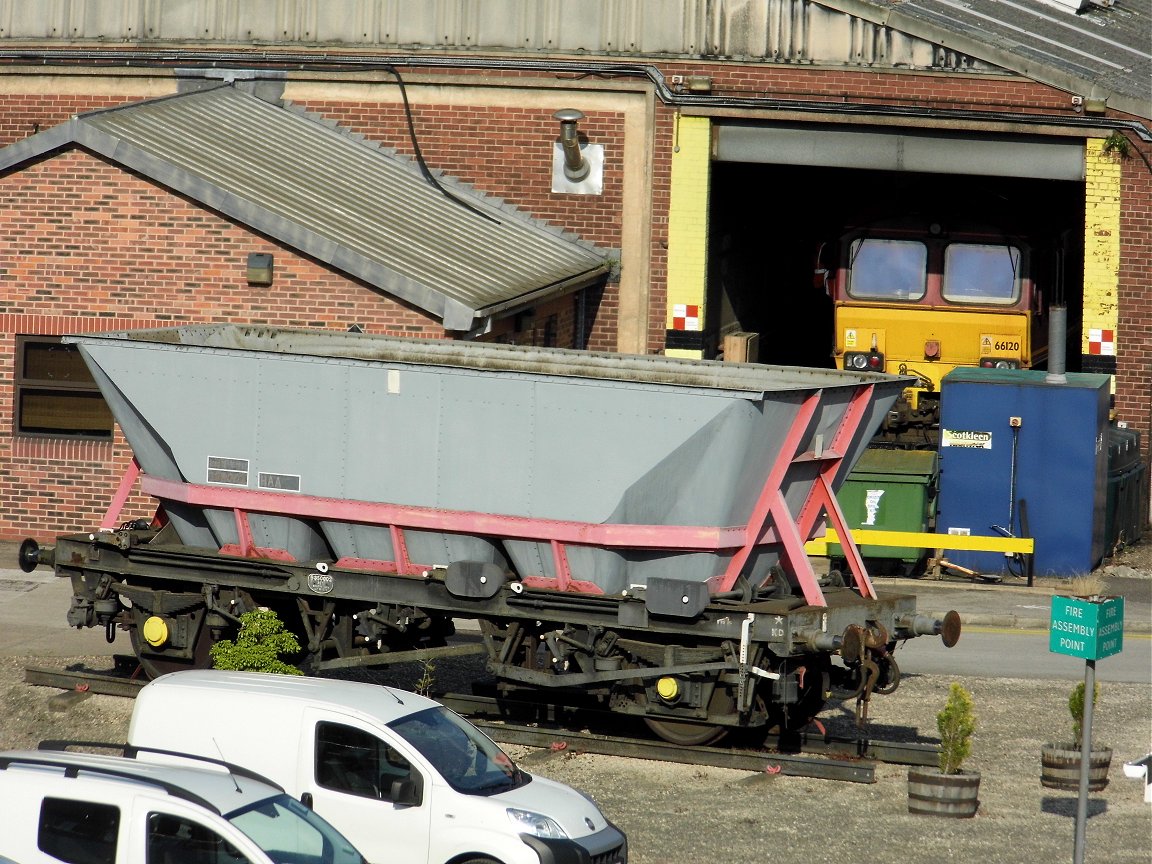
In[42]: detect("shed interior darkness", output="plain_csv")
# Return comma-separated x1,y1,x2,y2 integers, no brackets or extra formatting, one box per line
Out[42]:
708,163,1086,371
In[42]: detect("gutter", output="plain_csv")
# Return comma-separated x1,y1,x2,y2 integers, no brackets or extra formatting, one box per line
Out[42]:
2,50,1149,142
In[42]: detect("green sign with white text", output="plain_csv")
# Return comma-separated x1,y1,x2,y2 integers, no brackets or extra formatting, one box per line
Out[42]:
1049,595,1124,660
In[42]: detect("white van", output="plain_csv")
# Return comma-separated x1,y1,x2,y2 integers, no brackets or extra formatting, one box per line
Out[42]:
0,749,366,864
128,670,627,864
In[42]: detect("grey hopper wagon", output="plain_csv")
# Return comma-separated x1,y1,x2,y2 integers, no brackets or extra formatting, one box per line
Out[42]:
30,325,960,746
67,325,902,600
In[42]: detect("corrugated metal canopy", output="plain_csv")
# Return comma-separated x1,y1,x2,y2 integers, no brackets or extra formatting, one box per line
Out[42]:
0,84,609,331
828,0,1150,120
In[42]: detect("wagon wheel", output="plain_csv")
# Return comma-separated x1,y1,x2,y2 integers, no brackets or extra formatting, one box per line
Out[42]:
766,655,832,750
642,682,737,747
793,657,832,728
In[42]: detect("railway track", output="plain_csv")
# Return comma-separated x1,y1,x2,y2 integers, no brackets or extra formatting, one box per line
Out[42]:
23,660,939,785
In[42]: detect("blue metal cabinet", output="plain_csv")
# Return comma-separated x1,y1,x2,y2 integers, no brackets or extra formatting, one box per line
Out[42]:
937,368,1111,577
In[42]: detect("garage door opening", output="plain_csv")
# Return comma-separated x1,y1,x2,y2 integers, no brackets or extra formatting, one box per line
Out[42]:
707,162,1085,380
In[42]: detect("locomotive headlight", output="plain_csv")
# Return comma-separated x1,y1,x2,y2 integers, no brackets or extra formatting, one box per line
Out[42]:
979,358,1020,369
507,808,569,839
844,351,884,371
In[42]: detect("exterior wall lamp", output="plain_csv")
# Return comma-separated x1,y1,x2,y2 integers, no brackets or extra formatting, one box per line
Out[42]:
246,252,274,286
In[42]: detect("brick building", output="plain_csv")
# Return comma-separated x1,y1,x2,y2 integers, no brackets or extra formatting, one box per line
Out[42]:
0,0,1148,542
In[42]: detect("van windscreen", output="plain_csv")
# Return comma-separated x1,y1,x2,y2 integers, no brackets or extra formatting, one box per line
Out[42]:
390,707,527,795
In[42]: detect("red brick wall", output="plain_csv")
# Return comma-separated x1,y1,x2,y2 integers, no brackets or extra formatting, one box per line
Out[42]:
0,150,448,540
0,94,125,146
1114,133,1152,460
0,61,1148,542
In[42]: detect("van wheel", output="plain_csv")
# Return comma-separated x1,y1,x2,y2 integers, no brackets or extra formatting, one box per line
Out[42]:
459,858,500,864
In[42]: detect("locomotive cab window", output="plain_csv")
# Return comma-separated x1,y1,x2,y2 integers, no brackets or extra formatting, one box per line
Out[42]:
846,239,927,301
15,335,114,440
942,244,1022,305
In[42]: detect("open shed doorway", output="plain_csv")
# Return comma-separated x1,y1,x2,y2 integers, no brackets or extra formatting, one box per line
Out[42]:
707,162,1085,372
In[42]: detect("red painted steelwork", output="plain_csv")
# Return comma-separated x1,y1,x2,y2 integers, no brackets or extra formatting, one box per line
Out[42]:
139,474,750,550
113,444,877,605
793,384,879,600
100,459,142,531
715,392,820,600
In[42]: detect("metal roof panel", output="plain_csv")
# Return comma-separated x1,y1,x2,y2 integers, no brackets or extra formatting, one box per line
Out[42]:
828,0,1150,119
3,85,608,330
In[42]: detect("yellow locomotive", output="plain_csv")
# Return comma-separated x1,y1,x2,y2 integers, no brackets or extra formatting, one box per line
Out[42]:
825,220,1049,444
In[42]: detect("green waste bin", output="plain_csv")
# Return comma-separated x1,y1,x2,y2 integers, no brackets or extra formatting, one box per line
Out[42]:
828,447,938,576
1105,427,1145,554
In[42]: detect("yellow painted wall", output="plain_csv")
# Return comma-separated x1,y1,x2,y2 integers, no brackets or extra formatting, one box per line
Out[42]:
1082,138,1121,365
665,114,711,359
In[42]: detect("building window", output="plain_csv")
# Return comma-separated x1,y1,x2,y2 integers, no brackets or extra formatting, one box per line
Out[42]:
15,335,114,440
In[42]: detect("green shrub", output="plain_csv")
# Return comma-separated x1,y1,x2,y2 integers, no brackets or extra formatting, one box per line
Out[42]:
209,608,304,675
937,682,977,774
1068,681,1099,746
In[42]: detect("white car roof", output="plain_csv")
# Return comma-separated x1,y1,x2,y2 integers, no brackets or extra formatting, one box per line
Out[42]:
139,670,440,724
0,750,285,815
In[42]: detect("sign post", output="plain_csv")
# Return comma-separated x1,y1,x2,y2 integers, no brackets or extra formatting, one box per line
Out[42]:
1049,594,1125,864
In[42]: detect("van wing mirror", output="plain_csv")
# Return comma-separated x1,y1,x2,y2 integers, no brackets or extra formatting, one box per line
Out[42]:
389,774,423,807
300,791,314,810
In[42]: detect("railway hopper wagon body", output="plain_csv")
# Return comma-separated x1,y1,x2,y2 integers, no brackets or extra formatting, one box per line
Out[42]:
26,325,960,745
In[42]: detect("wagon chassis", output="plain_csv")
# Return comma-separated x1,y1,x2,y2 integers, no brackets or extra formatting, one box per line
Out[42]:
48,522,949,742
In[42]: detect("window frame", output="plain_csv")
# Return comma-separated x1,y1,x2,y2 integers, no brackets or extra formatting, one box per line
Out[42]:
14,334,114,441
940,242,1024,306
845,238,929,302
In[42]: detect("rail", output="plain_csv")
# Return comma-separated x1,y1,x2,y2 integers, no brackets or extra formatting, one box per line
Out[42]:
23,663,940,784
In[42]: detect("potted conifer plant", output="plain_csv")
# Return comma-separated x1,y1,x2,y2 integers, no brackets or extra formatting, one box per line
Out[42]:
908,682,980,818
1041,681,1112,791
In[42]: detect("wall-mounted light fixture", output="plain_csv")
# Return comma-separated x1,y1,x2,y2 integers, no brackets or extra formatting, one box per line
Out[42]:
551,109,604,196
246,252,274,286
685,75,712,93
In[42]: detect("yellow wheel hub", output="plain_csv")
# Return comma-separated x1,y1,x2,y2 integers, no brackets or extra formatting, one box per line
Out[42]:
142,615,169,648
656,676,679,701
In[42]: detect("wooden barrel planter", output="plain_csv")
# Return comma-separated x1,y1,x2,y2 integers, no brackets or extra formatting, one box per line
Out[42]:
1041,743,1112,791
908,768,981,818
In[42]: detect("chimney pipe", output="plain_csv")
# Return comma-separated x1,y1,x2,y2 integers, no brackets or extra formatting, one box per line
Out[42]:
553,109,590,182
1046,305,1068,384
